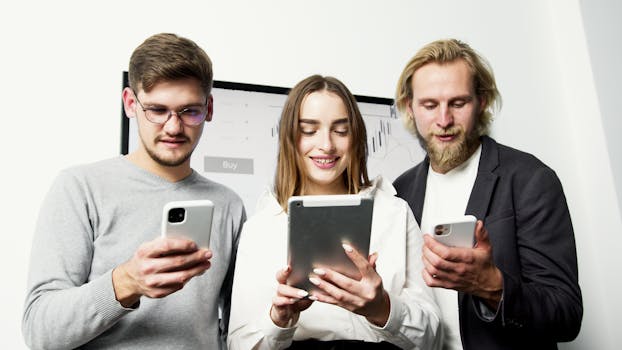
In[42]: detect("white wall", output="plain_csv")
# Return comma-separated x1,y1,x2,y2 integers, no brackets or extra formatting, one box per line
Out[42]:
1,0,619,348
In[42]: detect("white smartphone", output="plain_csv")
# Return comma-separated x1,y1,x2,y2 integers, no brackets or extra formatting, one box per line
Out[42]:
431,215,477,248
161,200,214,248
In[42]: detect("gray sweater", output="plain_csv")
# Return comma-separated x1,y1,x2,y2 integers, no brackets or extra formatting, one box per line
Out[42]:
22,157,246,349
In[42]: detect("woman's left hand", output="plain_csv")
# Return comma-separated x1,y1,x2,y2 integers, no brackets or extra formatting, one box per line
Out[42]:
309,244,390,327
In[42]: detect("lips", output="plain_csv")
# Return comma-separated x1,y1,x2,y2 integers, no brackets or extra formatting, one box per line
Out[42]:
158,137,188,148
435,133,456,142
311,156,339,169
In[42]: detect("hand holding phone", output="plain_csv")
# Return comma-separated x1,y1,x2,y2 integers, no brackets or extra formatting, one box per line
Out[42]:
431,215,476,248
161,200,214,248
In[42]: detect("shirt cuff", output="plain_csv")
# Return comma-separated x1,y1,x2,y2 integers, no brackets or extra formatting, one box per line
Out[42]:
473,294,503,322
92,270,135,322
367,291,404,335
259,304,297,346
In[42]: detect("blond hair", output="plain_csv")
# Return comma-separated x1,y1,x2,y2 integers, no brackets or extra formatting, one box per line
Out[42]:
395,39,501,137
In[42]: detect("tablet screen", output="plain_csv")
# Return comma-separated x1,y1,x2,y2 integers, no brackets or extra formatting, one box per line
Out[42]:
287,194,374,292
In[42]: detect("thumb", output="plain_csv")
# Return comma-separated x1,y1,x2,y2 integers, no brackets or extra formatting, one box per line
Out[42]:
368,252,379,268
474,220,491,249
275,266,291,284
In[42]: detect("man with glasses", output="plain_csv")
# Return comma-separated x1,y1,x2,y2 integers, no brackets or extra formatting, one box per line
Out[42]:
22,33,246,349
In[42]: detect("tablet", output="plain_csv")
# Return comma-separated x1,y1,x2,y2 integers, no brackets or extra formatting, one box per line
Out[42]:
287,194,374,292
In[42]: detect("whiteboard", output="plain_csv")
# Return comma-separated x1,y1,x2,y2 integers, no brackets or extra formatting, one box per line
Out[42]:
121,77,426,215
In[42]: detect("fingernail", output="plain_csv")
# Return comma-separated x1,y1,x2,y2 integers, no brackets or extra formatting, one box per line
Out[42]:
308,295,318,301
342,244,353,252
313,268,326,275
309,277,321,286
297,290,309,297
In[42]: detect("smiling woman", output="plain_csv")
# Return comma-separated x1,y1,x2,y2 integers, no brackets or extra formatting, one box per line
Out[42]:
228,74,442,350
296,90,352,195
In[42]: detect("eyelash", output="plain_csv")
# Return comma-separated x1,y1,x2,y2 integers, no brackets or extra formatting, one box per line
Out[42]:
422,102,466,110
299,129,349,136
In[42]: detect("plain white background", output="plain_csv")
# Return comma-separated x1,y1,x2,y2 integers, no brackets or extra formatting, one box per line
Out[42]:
1,0,620,348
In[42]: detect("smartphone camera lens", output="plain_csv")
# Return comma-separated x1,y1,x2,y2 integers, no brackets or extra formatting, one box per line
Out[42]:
434,224,448,236
168,207,186,223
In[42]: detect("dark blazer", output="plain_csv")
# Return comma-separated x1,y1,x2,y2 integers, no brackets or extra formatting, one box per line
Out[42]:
393,136,582,350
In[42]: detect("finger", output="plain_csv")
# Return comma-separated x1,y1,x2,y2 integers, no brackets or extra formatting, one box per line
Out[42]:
342,244,374,276
158,248,211,273
312,267,359,293
308,273,355,305
368,252,378,268
144,236,199,258
276,283,309,299
473,221,490,248
424,234,470,263
145,259,210,291
272,294,298,307
275,266,291,285
422,245,460,278
421,268,439,287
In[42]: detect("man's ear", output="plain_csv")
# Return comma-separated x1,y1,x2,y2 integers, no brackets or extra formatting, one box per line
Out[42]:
204,94,214,122
122,87,137,119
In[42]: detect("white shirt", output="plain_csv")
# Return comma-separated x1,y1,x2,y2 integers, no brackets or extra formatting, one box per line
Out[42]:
420,145,481,350
228,177,441,350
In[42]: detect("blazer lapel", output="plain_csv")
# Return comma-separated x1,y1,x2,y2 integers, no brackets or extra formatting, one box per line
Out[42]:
465,136,500,220
460,136,499,307
411,158,430,225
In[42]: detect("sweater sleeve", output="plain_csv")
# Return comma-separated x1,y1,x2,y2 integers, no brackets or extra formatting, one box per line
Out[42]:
22,171,132,350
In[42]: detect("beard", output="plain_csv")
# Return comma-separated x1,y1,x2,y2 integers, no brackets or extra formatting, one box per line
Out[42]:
142,136,193,167
416,126,480,173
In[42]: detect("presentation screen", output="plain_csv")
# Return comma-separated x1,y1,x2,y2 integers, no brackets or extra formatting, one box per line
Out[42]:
121,75,425,214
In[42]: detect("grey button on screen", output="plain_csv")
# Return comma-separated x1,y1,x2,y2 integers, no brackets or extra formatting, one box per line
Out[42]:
204,156,254,174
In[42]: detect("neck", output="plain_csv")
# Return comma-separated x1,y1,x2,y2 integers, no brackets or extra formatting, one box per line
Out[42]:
126,152,192,182
304,181,348,196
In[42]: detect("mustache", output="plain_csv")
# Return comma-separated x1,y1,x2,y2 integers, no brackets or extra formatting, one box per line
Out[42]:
432,127,462,137
155,134,190,142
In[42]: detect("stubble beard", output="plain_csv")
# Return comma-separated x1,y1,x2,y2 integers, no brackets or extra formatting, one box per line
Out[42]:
143,136,193,167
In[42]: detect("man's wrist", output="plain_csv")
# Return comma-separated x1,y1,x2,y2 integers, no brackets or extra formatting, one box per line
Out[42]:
477,267,503,309
112,265,141,308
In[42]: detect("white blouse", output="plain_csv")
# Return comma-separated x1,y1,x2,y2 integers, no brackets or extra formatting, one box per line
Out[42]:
228,177,441,350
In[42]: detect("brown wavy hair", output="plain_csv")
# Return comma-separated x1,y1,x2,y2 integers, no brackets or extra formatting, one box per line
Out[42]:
274,75,371,210
128,33,213,96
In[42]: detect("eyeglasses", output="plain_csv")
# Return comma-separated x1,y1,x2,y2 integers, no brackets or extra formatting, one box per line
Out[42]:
133,90,209,126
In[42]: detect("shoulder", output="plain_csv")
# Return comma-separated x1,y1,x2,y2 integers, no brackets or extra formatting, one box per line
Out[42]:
364,176,411,213
189,173,245,210
393,160,427,191
490,139,557,179
53,157,123,188
484,138,564,196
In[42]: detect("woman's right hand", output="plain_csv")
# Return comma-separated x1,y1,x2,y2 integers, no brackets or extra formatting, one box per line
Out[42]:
269,266,314,328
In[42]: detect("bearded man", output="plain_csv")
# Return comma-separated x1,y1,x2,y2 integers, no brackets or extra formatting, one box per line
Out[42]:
392,39,582,350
